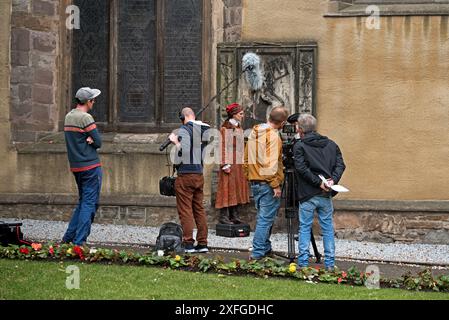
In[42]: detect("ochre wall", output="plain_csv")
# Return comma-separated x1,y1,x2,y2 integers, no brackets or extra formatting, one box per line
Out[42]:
242,0,449,200
0,0,18,193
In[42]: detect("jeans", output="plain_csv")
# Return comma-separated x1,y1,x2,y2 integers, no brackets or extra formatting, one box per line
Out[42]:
63,166,102,245
250,183,280,259
297,195,335,269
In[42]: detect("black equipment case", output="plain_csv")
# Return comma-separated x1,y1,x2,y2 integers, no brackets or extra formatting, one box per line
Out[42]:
216,223,250,238
0,221,25,246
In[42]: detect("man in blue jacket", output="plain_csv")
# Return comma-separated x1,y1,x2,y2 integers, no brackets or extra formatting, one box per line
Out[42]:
62,87,102,245
293,114,346,271
169,107,210,253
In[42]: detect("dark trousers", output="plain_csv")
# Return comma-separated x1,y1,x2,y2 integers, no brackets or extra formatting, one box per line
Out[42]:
63,166,102,245
175,173,208,245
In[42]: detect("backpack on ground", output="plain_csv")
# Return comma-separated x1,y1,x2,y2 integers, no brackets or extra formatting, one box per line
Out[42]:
155,222,184,254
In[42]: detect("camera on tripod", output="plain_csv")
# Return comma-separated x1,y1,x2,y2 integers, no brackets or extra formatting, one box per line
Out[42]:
278,113,322,263
281,114,299,169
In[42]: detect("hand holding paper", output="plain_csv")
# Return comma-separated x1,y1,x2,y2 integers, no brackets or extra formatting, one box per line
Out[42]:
318,175,349,193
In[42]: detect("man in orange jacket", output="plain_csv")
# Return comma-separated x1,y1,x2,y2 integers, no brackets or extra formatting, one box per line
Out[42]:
244,106,289,260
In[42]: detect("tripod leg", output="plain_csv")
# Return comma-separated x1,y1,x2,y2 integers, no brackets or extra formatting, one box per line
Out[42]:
286,217,295,262
310,232,321,264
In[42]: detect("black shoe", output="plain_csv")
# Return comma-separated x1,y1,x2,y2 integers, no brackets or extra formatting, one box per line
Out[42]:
218,208,234,224
265,250,276,258
229,206,244,224
194,244,209,253
184,243,196,253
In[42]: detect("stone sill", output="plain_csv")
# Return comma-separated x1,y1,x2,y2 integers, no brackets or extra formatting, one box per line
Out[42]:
16,132,173,155
334,199,449,212
0,193,177,207
1,193,449,212
325,4,449,17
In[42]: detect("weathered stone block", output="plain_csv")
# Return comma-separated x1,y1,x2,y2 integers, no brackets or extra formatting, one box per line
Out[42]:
12,13,55,31
32,32,56,53
32,85,53,104
31,103,50,122
32,0,55,16
145,207,178,226
423,230,449,244
11,50,30,66
125,207,146,225
11,28,30,51
12,120,54,132
405,219,446,230
18,84,32,101
12,130,37,142
223,0,242,8
381,216,406,235
10,66,33,84
334,212,362,229
224,27,241,42
10,84,19,99
231,8,242,26
33,68,53,85
11,101,32,118
100,206,120,220
31,52,56,69
13,0,31,12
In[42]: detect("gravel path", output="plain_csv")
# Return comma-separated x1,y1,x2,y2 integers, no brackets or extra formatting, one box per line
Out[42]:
2,218,449,265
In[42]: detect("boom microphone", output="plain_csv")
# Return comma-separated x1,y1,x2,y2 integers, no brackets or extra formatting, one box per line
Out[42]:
159,52,264,152
242,52,264,91
159,138,172,152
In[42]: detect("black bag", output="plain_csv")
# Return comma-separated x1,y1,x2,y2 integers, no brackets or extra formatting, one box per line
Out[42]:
159,176,176,197
0,221,25,246
216,223,251,238
155,222,184,254
159,164,177,197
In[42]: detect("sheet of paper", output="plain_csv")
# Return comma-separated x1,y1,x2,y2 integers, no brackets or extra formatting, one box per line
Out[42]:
318,175,349,193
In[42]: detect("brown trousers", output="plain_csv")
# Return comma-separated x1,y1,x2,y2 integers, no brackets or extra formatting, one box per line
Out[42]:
175,174,208,245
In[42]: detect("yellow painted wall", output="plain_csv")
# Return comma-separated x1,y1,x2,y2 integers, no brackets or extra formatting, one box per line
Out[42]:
0,0,18,193
242,0,449,200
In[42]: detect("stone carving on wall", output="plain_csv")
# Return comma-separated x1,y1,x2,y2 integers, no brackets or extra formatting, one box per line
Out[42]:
217,43,316,130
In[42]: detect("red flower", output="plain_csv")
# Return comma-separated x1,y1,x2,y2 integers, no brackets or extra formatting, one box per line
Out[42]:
73,246,85,260
337,277,343,283
342,271,347,278
314,266,320,270
49,246,55,255
19,247,29,255
73,246,83,255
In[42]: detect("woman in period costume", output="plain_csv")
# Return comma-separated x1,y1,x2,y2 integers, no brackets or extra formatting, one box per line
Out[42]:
215,103,250,224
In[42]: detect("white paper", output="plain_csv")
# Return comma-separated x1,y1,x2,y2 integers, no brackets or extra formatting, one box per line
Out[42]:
318,175,349,193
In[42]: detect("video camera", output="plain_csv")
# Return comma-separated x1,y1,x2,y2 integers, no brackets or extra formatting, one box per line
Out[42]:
281,113,300,168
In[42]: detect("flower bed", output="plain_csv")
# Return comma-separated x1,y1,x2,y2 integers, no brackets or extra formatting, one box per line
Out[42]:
1,242,448,292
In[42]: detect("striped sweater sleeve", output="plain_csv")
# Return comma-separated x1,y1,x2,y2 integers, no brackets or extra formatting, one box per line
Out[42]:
82,114,102,149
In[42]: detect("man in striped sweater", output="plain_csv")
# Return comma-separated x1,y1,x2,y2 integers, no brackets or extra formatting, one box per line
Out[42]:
62,87,102,245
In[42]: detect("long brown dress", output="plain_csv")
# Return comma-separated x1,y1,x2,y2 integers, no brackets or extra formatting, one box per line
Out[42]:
215,120,250,209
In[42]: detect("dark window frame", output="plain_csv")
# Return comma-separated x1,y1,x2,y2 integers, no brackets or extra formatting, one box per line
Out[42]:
62,0,212,134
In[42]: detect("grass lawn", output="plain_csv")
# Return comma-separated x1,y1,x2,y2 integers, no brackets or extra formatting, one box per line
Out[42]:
0,259,448,300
